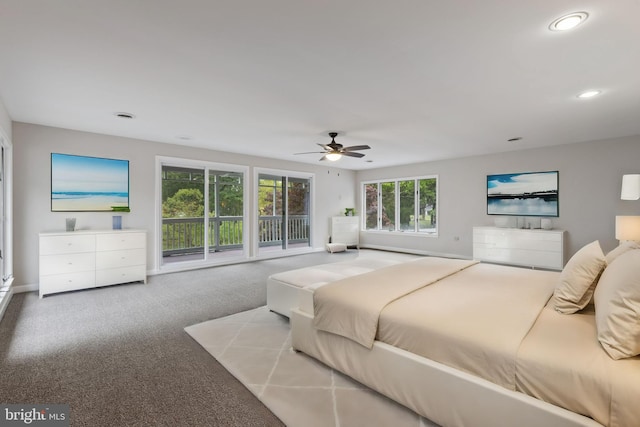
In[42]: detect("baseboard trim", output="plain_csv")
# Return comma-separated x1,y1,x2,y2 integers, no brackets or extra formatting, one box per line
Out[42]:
359,244,470,260
0,287,13,322
149,247,326,276
12,283,38,294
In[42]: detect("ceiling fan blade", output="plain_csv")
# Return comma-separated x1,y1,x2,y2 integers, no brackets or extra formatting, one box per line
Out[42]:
342,145,371,152
296,133,370,160
341,151,365,158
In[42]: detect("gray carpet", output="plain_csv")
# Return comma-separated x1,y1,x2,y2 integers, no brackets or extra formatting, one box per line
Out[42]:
0,250,360,426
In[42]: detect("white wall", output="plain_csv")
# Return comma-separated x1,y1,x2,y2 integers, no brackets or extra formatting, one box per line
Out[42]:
0,98,13,289
357,135,640,259
13,121,640,287
12,122,356,287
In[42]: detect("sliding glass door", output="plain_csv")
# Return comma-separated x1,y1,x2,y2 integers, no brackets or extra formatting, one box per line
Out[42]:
158,161,309,268
162,166,206,263
159,158,247,268
208,170,244,255
287,177,311,248
257,172,311,254
0,146,4,281
257,175,284,249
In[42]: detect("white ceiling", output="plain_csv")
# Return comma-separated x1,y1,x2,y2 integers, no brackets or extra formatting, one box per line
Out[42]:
1,1,639,170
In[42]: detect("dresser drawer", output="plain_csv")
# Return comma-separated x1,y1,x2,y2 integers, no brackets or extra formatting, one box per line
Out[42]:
39,271,96,296
96,265,146,287
96,232,146,251
473,229,562,249
473,227,565,270
39,253,96,275
96,248,146,269
39,229,147,298
39,234,95,255
473,246,563,270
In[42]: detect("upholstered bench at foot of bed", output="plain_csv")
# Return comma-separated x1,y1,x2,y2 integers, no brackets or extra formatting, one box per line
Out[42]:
266,251,423,317
267,279,331,317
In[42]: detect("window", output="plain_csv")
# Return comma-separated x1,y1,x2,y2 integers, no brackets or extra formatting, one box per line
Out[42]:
364,183,378,230
381,181,395,230
399,179,415,231
362,176,437,234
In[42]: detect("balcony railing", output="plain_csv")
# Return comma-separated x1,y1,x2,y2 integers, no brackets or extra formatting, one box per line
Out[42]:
162,215,309,257
257,215,310,247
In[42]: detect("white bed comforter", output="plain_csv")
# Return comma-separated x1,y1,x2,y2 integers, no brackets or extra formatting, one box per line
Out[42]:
377,262,557,390
313,257,478,348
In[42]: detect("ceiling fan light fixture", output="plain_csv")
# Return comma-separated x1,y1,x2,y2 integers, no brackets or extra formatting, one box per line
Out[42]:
114,112,135,119
294,132,369,161
577,90,601,99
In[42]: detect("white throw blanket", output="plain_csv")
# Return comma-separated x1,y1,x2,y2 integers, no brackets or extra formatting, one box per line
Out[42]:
313,257,478,348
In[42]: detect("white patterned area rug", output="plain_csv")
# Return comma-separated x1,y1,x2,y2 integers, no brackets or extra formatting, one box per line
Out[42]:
185,306,439,427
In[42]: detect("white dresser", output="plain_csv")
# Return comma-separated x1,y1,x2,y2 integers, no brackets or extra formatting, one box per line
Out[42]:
331,216,360,248
473,226,565,270
39,229,147,298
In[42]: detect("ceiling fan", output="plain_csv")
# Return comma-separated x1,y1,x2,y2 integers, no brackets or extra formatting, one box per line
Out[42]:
295,132,371,161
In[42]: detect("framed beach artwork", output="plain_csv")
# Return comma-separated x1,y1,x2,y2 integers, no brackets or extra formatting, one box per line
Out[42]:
51,153,130,212
487,171,558,217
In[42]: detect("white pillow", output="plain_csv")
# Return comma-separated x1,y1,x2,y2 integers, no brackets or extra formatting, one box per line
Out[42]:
595,250,640,359
552,240,606,314
605,240,640,265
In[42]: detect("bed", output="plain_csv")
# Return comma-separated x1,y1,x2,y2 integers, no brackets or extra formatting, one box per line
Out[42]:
290,244,640,427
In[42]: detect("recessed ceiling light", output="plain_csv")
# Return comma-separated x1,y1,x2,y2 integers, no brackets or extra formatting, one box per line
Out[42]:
549,12,588,31
507,137,523,142
114,112,135,119
577,90,601,99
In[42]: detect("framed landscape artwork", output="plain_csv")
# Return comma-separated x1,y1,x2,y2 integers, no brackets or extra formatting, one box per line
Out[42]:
51,153,130,212
487,171,558,217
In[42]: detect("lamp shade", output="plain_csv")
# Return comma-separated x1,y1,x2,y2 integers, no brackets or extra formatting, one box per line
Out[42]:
615,216,640,241
621,174,640,200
